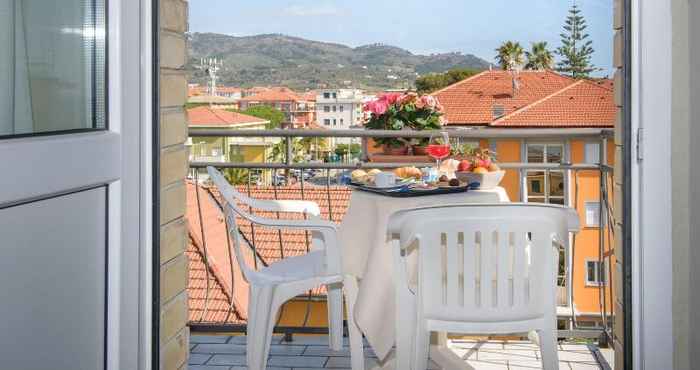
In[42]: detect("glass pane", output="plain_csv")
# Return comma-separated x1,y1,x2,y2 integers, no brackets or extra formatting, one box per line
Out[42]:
587,262,597,283
527,145,544,163
549,171,565,197
0,0,106,137
549,198,566,205
528,197,546,204
547,145,563,163
527,171,545,196
584,143,600,164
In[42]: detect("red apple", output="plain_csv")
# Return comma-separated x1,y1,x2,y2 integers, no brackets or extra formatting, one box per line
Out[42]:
458,160,472,172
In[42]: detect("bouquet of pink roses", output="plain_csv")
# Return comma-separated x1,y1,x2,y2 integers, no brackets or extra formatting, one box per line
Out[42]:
363,93,446,150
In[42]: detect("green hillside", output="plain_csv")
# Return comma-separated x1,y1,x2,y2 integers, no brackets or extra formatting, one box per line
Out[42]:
187,33,490,91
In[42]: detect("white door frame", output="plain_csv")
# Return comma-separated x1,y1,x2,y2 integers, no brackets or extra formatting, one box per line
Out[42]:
631,0,673,369
106,0,153,369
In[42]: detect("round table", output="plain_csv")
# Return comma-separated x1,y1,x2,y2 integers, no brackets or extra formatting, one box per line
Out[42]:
338,187,510,368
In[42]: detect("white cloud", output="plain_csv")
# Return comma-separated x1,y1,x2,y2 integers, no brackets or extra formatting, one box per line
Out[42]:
283,3,340,17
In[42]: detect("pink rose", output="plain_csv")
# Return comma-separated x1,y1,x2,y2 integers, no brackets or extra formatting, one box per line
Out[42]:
420,95,438,108
364,100,389,116
380,93,402,105
400,93,418,105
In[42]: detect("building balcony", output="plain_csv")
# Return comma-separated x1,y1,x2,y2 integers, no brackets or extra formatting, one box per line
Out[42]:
186,128,616,370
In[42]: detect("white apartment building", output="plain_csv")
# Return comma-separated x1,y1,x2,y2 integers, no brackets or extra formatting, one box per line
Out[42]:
315,89,366,129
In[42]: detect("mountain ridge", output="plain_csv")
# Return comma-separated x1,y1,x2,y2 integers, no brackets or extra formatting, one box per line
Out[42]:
187,32,491,91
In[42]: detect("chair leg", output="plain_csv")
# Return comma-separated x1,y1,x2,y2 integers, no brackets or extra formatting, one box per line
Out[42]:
343,276,365,370
327,282,344,351
412,323,429,370
395,284,416,370
247,285,274,370
537,327,559,370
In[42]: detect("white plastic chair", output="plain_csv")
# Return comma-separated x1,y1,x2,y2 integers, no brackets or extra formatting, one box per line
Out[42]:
389,203,579,370
207,166,364,370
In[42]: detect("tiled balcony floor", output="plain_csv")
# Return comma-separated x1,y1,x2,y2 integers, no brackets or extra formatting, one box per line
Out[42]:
189,334,612,370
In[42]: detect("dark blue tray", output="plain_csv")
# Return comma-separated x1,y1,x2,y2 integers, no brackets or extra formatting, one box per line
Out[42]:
349,182,480,197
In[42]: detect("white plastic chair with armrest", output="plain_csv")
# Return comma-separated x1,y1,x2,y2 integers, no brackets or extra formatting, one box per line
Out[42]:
389,203,579,370
207,166,364,370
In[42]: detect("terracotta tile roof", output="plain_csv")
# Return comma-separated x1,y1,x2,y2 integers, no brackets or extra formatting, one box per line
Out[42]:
239,89,303,103
187,234,246,324
186,181,352,324
187,106,268,127
432,70,612,126
492,80,616,128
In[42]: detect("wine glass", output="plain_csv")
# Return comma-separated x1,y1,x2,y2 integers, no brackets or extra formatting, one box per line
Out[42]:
427,131,450,174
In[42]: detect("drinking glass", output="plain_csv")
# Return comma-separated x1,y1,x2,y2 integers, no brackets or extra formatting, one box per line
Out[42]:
427,131,451,172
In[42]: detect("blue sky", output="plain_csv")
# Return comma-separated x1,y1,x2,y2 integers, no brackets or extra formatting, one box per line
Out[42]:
189,0,613,76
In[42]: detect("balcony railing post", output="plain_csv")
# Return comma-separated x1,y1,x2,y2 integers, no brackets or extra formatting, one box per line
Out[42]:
361,138,369,162
285,137,293,166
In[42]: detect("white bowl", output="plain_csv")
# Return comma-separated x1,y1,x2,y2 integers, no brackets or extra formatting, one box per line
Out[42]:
454,170,505,190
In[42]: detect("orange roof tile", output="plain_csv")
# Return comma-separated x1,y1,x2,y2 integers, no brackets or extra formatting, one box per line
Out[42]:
187,234,246,324
433,70,577,125
492,80,616,128
187,106,268,127
239,89,304,103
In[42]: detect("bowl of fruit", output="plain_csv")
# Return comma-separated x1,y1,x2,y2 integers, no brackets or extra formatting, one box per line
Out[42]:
453,148,504,190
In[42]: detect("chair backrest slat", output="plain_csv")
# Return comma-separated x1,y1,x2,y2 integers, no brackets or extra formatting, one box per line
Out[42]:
394,204,574,323
512,231,528,308
463,230,476,309
481,230,493,310
497,229,510,311
445,232,460,307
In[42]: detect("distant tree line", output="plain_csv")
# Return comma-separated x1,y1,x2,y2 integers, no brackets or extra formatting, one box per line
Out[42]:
415,68,481,94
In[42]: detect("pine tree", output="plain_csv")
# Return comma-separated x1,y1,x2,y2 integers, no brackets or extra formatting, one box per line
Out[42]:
556,3,597,78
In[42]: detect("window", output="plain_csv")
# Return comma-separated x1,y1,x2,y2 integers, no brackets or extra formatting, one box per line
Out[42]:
324,106,331,113
340,118,344,125
0,0,107,138
339,105,344,112
333,106,337,112
323,119,331,125
333,119,337,126
584,201,601,227
229,145,244,162
332,92,337,99
524,143,566,205
323,92,331,99
585,260,607,286
584,142,601,164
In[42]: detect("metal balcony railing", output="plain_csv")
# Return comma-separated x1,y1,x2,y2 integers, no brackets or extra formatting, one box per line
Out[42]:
187,128,616,342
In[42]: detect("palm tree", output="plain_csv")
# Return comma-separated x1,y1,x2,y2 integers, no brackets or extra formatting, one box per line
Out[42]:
495,41,525,71
223,168,250,185
525,42,555,70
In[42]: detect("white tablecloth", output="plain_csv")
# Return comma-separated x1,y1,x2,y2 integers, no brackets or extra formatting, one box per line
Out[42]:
338,187,510,362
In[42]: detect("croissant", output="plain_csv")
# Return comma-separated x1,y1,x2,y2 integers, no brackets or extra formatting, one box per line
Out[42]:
394,166,422,180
